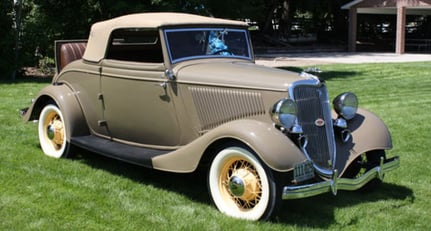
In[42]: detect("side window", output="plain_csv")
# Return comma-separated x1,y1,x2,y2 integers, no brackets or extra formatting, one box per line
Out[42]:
106,29,163,63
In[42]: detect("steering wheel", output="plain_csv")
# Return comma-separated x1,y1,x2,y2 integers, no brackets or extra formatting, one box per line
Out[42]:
212,49,233,56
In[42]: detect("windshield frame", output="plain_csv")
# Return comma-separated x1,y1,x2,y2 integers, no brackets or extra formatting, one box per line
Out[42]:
163,27,253,64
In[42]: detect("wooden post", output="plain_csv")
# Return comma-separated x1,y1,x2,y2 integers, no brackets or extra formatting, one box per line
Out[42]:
348,7,357,52
396,6,406,54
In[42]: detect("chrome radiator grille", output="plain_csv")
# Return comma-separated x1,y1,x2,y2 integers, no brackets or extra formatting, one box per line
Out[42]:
293,85,335,170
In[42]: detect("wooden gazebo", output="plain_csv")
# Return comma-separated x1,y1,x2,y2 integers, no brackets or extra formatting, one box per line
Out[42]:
342,0,431,54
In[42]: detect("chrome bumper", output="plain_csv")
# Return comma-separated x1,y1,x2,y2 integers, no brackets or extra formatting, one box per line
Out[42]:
282,156,400,200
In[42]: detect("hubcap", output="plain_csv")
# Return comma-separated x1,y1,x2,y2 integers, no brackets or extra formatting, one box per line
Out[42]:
45,114,64,150
229,168,260,201
229,176,245,197
221,159,262,209
47,124,55,140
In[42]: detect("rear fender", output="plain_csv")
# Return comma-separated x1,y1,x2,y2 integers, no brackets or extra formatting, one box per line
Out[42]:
152,119,306,173
23,83,89,140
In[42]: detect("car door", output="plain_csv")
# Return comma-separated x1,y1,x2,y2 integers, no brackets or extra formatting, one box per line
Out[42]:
100,60,180,147
97,28,180,147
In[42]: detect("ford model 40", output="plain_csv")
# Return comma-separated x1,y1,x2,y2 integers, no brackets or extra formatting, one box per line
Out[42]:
21,13,399,221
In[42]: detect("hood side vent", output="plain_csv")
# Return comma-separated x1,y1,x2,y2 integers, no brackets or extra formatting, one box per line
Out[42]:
189,87,265,131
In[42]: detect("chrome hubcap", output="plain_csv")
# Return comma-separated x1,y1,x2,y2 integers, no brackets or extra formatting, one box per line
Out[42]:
229,176,245,197
45,114,64,149
219,156,263,210
227,167,261,202
47,124,55,140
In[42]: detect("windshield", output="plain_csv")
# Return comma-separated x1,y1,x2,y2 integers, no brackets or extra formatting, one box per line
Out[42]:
164,28,252,63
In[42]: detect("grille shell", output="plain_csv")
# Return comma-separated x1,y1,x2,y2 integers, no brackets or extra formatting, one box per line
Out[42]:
292,82,336,172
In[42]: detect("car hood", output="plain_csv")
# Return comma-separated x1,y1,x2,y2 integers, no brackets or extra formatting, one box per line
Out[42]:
174,61,304,91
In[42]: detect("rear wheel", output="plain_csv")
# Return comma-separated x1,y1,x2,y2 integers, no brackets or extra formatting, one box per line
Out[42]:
208,146,281,221
343,150,386,191
38,104,71,158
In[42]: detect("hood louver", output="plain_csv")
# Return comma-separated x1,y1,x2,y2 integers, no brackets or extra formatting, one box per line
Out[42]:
189,87,266,131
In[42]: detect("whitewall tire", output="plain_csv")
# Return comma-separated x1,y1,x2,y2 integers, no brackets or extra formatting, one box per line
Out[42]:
38,104,70,158
208,146,280,221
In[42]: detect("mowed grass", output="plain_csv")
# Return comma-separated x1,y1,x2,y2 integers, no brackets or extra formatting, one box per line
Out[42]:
1,61,430,230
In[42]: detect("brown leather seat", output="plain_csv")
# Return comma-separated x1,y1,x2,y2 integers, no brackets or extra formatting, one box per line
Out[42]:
59,43,87,71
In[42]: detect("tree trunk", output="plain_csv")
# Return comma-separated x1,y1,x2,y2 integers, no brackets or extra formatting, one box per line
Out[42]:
262,1,277,34
12,0,23,81
278,0,290,39
263,0,290,37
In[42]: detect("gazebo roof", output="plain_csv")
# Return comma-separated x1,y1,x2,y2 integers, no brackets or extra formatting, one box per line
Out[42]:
342,0,431,15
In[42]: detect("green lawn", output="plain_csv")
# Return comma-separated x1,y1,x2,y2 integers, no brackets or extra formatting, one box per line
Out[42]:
1,62,430,230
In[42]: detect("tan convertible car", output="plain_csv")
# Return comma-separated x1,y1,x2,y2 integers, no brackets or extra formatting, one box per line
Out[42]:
21,13,399,221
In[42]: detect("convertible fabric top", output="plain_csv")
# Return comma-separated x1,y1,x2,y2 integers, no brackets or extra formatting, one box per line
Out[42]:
83,12,248,63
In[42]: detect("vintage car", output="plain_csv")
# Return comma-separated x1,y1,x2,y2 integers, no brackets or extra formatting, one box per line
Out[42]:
21,13,399,221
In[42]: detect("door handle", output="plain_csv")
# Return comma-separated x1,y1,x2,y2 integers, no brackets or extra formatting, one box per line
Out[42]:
156,81,167,89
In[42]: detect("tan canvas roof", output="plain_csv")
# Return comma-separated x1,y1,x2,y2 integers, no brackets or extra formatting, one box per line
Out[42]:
83,12,248,62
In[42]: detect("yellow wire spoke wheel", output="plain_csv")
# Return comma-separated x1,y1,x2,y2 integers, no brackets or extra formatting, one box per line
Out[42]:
208,146,279,221
38,104,70,158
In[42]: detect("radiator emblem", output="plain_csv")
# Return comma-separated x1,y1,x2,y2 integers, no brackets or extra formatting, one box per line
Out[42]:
315,118,325,127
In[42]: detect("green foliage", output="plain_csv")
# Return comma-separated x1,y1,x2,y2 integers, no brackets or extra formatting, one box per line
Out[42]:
0,0,15,79
13,0,353,68
1,62,430,230
38,56,55,75
2,0,357,80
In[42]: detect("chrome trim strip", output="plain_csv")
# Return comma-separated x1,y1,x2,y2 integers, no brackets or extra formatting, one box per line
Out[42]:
282,156,400,200
321,86,337,175
288,79,321,97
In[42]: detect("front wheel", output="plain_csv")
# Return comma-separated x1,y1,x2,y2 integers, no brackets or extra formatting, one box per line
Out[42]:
208,146,280,221
38,104,71,158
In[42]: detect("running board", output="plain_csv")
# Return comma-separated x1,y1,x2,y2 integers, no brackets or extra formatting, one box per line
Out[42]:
71,135,171,168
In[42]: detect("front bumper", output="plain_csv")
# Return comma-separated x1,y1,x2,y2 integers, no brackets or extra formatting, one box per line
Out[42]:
282,156,400,199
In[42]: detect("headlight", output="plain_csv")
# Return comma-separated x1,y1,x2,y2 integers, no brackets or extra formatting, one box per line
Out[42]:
270,98,298,129
333,92,358,120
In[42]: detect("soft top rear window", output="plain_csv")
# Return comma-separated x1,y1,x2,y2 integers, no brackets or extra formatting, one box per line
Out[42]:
106,28,163,63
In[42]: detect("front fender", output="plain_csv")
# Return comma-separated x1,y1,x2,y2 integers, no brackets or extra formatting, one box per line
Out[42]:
152,119,306,173
22,83,89,140
337,108,393,174
350,108,392,153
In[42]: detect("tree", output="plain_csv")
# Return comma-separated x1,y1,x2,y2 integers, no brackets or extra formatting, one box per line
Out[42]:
0,1,15,80
2,0,352,80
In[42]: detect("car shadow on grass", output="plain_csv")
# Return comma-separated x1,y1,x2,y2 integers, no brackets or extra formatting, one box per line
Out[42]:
274,182,414,227
72,148,211,204
72,148,413,227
